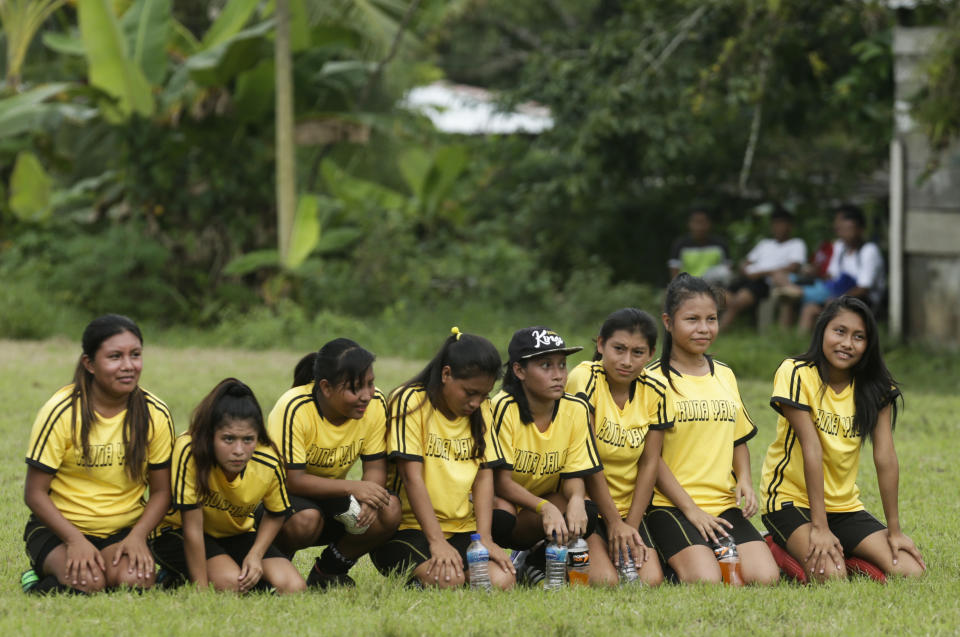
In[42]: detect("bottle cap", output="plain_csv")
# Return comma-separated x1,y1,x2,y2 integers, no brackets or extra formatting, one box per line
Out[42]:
470,533,481,541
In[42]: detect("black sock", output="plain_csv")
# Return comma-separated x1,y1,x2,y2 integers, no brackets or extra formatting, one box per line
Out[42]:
491,509,517,547
529,543,547,572
317,544,356,575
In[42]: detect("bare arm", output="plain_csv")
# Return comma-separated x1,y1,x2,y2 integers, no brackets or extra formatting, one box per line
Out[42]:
181,507,208,588
285,465,389,509
560,477,587,539
473,468,513,574
24,466,105,586
398,458,462,581
872,404,925,569
732,443,757,518
624,430,662,530
111,466,170,577
239,512,285,592
781,404,843,573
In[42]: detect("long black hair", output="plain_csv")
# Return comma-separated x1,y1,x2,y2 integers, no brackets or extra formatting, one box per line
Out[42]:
389,328,502,459
71,314,151,482
592,308,659,362
798,296,899,443
188,378,280,500
292,338,375,390
660,273,722,391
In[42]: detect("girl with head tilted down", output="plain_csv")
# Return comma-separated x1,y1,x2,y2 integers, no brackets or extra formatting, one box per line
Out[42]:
23,314,174,594
266,338,401,589
371,328,515,589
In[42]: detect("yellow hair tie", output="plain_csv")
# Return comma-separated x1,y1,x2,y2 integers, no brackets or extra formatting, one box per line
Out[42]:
450,326,462,341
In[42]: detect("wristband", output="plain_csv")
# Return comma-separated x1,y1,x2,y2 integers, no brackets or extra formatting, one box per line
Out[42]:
535,499,548,514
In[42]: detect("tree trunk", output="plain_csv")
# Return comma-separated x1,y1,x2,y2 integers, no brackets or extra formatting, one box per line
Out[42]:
274,0,295,264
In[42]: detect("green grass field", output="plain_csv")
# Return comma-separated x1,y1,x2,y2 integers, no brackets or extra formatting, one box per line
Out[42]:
1,338,958,636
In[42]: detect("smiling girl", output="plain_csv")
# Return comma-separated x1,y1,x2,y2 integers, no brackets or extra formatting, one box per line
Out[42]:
267,338,400,588
23,314,174,594
371,328,515,589
760,296,925,581
151,378,304,593
566,308,673,587
645,274,779,584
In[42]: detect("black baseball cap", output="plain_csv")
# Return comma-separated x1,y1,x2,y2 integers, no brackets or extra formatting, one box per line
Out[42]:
508,326,582,362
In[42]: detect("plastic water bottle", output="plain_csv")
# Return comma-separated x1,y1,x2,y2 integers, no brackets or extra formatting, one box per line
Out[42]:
567,536,590,586
618,548,640,585
466,533,492,590
543,538,568,591
712,535,744,586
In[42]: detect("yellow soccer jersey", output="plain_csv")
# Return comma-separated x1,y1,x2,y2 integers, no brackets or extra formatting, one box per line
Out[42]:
490,390,602,498
165,434,291,538
566,361,674,517
647,359,757,516
25,384,175,537
387,385,504,535
267,383,387,479
760,359,899,514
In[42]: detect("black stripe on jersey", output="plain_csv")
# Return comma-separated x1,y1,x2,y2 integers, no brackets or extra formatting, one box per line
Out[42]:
393,387,424,457
563,395,603,470
638,376,673,429
483,457,508,470
764,425,798,513
171,439,193,509
772,360,816,415
582,365,599,403
148,460,171,470
492,395,514,437
560,465,603,479
250,452,292,512
359,452,387,462
29,393,73,461
280,392,314,465
388,452,423,462
25,458,57,474
145,393,176,460
733,424,758,446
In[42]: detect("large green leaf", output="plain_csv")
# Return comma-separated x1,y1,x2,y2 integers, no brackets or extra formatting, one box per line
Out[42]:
234,60,275,122
120,0,171,85
321,159,406,212
201,0,260,50
423,144,468,218
285,194,321,269
186,20,274,86
0,83,97,138
42,31,86,56
77,0,155,121
9,151,53,222
223,249,280,276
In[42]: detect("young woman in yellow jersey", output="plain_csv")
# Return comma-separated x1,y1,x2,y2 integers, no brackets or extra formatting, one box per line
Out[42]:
566,308,672,587
372,328,515,589
23,314,173,594
490,327,609,584
760,296,925,581
645,274,779,584
151,379,305,593
153,378,306,593
267,338,400,589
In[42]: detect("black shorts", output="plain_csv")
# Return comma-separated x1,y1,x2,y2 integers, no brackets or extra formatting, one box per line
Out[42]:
149,527,286,581
369,529,474,582
729,277,771,301
644,506,764,562
24,515,131,572
595,515,655,551
255,494,351,546
761,506,886,554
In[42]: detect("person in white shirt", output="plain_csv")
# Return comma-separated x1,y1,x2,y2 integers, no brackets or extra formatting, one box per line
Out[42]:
797,205,884,332
720,207,806,330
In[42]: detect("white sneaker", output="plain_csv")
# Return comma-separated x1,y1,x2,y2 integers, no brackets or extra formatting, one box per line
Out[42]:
334,495,370,535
